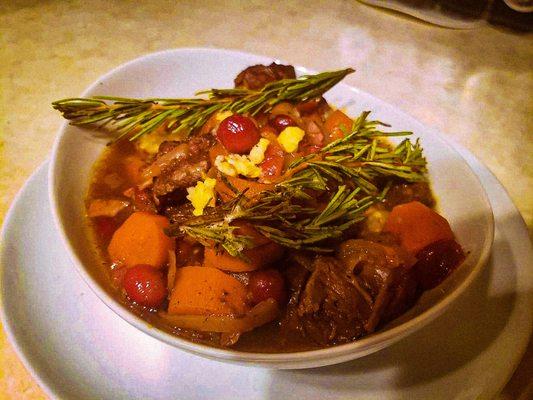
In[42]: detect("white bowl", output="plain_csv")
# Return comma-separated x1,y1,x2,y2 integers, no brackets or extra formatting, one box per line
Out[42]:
49,48,494,369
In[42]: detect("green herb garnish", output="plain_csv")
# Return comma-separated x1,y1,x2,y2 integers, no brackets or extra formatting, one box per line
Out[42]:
167,112,427,256
52,68,354,142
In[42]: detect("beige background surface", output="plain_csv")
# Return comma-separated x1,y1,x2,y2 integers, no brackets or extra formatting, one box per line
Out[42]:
0,1,531,399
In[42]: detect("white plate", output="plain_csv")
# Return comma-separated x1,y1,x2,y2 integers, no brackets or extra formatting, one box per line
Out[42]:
48,49,494,368
1,152,531,399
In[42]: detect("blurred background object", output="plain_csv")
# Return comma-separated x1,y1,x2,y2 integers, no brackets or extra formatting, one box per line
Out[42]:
503,0,533,12
359,0,532,30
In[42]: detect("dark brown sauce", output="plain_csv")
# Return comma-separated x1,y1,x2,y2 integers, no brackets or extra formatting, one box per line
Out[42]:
85,137,461,353
85,141,322,352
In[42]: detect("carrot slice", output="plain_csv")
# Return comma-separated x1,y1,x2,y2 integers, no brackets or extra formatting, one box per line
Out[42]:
215,175,274,201
168,266,249,316
161,299,279,333
204,242,284,272
108,211,174,268
209,143,229,166
234,222,271,246
323,110,353,143
383,201,455,255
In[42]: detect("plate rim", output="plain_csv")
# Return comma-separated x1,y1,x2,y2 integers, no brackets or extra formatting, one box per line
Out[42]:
0,161,62,400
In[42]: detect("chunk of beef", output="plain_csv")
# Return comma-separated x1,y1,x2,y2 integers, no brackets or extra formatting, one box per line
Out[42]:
383,182,435,210
296,96,330,115
131,187,157,213
163,202,195,224
337,239,415,274
153,160,208,197
282,239,419,346
295,257,371,345
337,239,417,332
380,269,420,323
234,63,296,90
149,135,215,204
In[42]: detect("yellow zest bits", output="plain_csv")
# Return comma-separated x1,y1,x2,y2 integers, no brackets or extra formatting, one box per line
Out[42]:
277,126,305,153
248,138,270,164
186,177,217,216
215,155,261,178
215,138,270,178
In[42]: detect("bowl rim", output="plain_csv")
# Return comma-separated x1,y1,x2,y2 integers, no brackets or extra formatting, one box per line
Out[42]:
48,47,495,366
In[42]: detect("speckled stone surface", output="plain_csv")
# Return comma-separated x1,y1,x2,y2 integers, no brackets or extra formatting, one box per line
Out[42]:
0,1,531,399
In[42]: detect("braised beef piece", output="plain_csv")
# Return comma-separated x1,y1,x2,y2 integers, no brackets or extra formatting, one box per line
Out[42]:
131,187,158,213
282,239,419,346
296,96,330,115
337,239,416,333
295,256,372,345
234,63,296,90
175,238,205,267
279,261,312,334
151,135,215,204
380,269,420,323
163,202,195,224
158,140,183,155
382,182,435,209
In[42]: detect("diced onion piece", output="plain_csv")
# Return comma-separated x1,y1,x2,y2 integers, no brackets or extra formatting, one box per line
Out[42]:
167,250,177,293
214,155,238,177
365,208,390,233
214,138,270,179
248,138,270,164
159,299,279,333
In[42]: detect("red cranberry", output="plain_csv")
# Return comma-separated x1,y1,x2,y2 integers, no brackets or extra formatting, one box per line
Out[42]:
269,114,296,132
216,115,260,154
123,264,167,308
249,269,287,305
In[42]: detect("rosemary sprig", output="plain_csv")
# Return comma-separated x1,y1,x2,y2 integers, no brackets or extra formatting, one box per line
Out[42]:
52,68,354,141
54,65,428,257
280,111,427,194
167,185,378,256
166,110,427,256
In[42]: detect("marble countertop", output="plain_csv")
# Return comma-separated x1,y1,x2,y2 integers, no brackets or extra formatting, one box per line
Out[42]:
0,1,531,398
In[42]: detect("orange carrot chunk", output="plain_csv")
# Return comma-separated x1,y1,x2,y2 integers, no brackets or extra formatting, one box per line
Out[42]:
203,223,283,272
160,299,279,333
168,266,249,316
209,143,229,166
215,175,274,201
234,222,271,247
323,110,353,143
204,242,285,272
383,201,455,255
108,211,174,268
